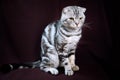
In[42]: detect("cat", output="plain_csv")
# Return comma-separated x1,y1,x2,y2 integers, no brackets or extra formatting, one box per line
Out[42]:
1,6,86,76
40,6,86,76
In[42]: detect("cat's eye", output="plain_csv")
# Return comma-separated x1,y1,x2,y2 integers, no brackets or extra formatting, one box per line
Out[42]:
69,17,74,20
79,17,83,20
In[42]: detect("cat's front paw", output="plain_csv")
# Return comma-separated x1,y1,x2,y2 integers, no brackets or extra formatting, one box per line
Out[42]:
44,68,59,75
72,65,79,71
65,69,74,76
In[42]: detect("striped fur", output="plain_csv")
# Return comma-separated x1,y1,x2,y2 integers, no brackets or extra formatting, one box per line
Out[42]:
40,6,86,76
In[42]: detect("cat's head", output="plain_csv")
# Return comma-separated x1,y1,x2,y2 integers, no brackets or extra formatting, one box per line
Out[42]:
60,6,86,30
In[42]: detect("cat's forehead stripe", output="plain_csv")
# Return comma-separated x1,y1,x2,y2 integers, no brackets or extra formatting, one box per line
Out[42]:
73,7,80,17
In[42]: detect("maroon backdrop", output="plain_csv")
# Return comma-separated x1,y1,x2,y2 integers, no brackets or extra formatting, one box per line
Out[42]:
0,0,112,80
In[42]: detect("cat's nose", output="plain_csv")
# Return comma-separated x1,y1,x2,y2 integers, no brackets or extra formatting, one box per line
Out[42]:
75,23,79,26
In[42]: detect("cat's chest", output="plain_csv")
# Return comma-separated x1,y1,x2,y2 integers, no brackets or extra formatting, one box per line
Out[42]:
57,35,81,44
67,36,80,43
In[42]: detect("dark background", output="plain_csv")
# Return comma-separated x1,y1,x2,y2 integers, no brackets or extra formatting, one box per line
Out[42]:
0,0,114,80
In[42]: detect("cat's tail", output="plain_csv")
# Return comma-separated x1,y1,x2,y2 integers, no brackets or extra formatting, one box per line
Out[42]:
23,60,41,68
0,60,41,73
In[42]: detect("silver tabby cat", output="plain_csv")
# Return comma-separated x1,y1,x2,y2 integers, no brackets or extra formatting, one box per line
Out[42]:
40,6,86,76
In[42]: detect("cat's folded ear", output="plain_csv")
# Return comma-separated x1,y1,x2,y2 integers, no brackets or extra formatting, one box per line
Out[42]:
62,7,71,14
81,7,86,13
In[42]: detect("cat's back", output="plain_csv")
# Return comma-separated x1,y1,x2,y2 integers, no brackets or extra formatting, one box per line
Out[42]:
42,20,59,45
43,20,59,35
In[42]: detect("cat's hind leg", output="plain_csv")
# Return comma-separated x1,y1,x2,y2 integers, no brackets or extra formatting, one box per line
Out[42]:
40,48,59,75
41,34,59,75
40,57,59,75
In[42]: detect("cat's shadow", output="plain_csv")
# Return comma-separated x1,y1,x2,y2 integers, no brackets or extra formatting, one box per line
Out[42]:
57,67,64,74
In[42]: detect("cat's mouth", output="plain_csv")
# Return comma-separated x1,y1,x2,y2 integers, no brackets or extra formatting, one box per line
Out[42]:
64,25,81,32
69,24,81,29
62,21,82,30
